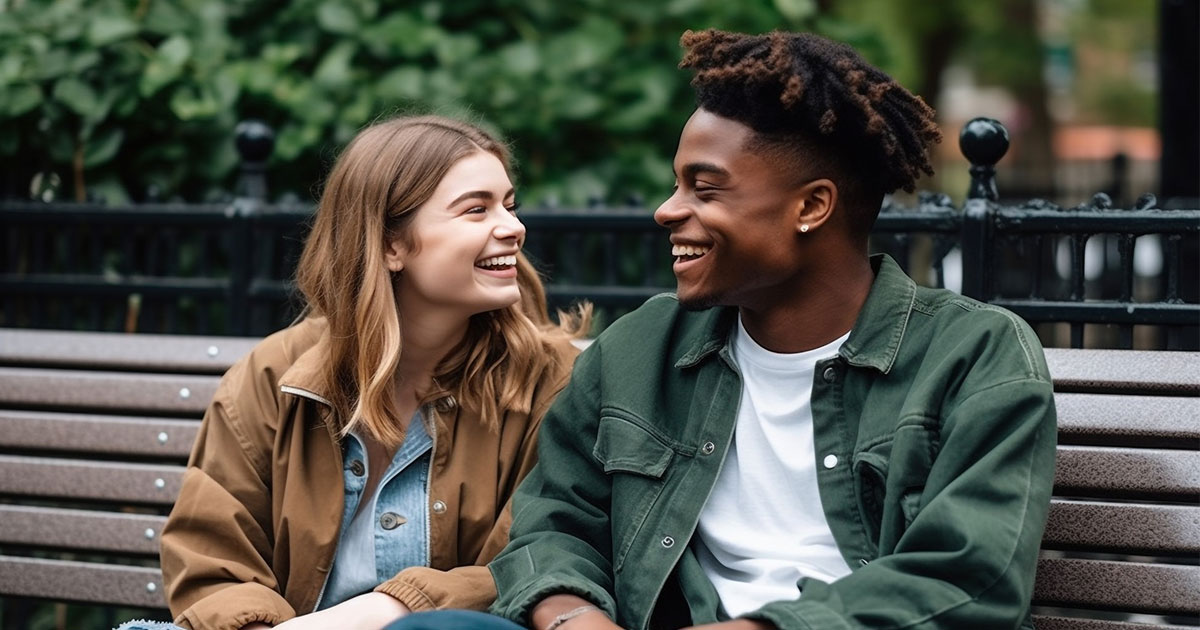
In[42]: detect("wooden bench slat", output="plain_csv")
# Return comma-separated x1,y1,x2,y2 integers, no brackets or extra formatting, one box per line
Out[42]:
0,367,218,415
1044,348,1200,396
0,328,256,374
0,409,197,458
0,555,166,609
1054,445,1200,501
1033,616,1198,630
1055,393,1200,448
0,505,165,555
1044,499,1200,555
0,455,183,505
1033,557,1200,615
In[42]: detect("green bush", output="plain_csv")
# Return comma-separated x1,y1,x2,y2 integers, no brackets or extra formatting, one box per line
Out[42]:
0,0,886,206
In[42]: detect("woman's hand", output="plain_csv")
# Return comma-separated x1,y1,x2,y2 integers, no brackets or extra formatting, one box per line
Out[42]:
272,592,410,630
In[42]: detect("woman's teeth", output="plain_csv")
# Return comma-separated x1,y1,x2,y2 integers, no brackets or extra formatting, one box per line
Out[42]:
671,245,710,258
477,254,517,268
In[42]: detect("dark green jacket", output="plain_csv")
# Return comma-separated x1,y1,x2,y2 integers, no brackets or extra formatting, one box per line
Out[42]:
490,255,1057,630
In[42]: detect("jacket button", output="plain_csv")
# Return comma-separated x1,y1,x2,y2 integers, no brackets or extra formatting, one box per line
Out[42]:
349,460,365,476
380,512,407,530
701,441,716,455
661,536,675,548
823,454,839,469
822,367,837,383
432,500,447,514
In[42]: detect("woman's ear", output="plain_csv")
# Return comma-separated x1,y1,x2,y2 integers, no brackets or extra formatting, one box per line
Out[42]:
384,238,406,272
793,178,838,235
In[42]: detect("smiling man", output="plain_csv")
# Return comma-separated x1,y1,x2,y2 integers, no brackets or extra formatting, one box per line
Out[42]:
489,30,1057,630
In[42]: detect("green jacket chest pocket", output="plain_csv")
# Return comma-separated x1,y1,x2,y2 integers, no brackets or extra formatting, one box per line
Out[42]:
852,423,939,555
592,415,674,572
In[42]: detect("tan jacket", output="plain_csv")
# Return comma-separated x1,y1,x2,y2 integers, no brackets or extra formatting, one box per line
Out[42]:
161,318,576,630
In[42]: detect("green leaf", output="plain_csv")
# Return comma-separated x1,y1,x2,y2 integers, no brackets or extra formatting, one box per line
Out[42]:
87,14,139,46
498,42,540,77
314,41,356,89
53,77,97,116
0,54,22,82
34,48,71,80
6,84,42,116
83,127,124,167
70,50,102,74
773,0,818,22
377,66,424,101
159,35,192,67
169,85,219,120
317,2,359,35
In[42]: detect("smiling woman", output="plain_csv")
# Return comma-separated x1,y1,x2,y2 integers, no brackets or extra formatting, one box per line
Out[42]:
148,116,588,630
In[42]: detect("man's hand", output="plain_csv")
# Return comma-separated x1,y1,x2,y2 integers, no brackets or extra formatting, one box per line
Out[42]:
531,594,621,630
272,592,410,630
240,624,272,630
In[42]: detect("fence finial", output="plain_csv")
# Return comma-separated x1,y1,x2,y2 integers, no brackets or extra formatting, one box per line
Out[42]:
234,120,275,201
959,118,1009,202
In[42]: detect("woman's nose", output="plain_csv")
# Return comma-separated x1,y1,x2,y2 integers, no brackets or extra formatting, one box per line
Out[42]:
493,208,526,242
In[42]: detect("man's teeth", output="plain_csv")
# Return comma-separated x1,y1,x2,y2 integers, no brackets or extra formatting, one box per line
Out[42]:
671,245,710,257
477,254,517,268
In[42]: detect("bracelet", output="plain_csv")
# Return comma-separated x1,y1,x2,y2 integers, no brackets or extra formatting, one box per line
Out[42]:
544,605,602,630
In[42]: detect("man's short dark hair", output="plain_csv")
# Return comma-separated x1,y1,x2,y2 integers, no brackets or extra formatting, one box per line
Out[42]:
679,29,942,234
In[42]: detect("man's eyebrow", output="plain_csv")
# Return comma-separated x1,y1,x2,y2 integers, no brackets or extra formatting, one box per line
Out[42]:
446,188,515,208
680,162,731,180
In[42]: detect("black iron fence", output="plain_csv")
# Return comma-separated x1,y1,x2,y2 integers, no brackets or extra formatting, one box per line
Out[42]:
2,118,1197,349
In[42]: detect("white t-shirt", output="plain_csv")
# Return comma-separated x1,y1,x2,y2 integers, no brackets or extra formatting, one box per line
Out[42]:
694,316,852,617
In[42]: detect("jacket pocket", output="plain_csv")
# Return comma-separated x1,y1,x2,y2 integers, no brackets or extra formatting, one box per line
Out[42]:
592,415,674,571
592,415,674,478
853,423,939,555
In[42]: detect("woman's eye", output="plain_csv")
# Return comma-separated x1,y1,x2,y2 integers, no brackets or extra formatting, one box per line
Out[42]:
505,202,521,214
466,206,487,214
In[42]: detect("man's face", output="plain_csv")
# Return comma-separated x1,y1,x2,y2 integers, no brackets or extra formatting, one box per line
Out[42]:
654,109,805,311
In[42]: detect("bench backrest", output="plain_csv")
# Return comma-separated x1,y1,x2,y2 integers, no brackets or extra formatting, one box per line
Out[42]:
1,329,1197,626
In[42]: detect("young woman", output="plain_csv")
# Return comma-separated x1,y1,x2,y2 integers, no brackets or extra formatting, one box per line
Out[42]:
153,116,586,630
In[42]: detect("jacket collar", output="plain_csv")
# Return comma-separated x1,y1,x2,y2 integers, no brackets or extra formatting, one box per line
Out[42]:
278,322,336,407
674,254,915,374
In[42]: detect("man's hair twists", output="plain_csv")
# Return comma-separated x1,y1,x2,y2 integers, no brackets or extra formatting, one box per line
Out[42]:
679,29,942,194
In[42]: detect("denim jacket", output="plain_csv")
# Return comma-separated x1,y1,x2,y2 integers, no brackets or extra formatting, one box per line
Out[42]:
491,255,1057,630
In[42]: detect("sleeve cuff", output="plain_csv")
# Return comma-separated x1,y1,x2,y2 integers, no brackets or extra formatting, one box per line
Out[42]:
175,581,295,630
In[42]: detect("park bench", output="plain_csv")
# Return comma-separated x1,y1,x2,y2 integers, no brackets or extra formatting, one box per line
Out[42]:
0,327,1197,628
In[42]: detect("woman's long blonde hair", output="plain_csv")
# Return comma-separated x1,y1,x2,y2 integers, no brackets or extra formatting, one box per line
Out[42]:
296,115,586,446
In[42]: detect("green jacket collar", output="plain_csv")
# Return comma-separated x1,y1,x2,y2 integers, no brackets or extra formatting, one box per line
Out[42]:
673,254,916,375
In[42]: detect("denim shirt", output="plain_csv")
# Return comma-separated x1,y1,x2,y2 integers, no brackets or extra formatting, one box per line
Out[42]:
318,410,433,609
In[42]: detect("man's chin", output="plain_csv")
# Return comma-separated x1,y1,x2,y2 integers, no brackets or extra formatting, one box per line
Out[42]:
676,289,720,311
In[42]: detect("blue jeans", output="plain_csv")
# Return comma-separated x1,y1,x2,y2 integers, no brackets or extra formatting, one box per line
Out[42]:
113,622,183,630
385,610,525,630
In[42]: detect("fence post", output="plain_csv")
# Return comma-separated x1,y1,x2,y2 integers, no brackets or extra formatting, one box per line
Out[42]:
229,120,275,335
958,118,1009,301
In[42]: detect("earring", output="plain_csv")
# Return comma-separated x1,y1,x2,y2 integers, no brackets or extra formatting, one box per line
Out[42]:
800,224,810,233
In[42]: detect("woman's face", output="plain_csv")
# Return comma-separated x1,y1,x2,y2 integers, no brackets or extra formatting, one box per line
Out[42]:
390,151,526,319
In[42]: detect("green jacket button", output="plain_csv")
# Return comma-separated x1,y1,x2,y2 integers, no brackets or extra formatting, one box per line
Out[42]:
701,441,716,455
822,366,837,383
661,536,675,548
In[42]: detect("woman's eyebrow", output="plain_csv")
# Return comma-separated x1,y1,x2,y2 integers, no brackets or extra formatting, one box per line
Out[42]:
446,188,516,208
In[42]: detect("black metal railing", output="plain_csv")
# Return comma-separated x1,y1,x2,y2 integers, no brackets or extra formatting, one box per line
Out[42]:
2,118,1197,349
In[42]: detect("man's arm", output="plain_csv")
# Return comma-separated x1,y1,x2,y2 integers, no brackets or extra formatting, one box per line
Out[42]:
490,347,621,627
745,377,1057,630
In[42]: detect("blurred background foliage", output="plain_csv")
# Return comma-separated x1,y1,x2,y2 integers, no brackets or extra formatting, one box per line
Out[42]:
0,0,1157,207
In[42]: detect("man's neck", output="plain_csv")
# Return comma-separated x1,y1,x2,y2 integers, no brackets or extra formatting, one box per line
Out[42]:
738,256,874,354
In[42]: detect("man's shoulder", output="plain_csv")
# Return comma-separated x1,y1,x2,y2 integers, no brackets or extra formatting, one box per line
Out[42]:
908,285,1050,382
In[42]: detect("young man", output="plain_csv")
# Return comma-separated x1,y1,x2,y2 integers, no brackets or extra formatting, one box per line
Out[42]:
489,30,1056,630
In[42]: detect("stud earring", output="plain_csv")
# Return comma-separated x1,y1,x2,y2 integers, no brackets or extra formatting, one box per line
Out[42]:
800,224,810,233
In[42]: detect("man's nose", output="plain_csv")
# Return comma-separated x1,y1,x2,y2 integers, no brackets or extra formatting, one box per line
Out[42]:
654,192,689,228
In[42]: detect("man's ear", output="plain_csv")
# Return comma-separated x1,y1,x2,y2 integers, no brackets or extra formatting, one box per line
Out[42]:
793,178,838,235
384,237,406,272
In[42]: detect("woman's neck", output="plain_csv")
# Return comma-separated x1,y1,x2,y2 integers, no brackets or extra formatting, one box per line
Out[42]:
393,306,470,398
